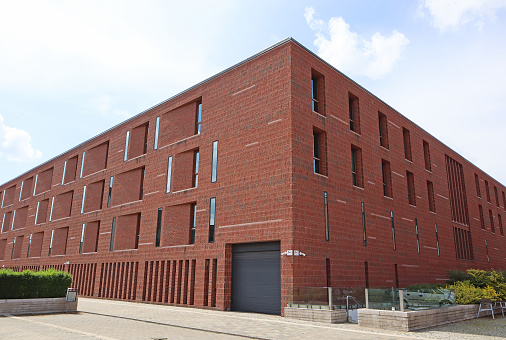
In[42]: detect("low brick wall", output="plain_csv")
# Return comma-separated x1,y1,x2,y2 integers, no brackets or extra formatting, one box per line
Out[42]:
358,305,478,331
284,307,347,323
0,297,78,315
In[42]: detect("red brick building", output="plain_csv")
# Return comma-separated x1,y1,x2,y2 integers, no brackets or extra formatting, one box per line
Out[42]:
1,39,505,315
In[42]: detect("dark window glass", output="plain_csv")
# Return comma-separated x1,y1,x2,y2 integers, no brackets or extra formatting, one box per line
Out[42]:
209,198,216,243
361,202,367,246
196,102,202,134
109,217,116,251
311,77,319,112
155,208,163,247
313,132,320,173
190,204,197,244
324,192,329,241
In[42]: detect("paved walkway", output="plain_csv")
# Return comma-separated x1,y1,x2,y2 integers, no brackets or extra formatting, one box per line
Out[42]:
1,298,505,339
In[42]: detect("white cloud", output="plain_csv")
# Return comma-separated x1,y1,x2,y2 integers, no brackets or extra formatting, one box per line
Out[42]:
305,7,409,79
0,114,42,162
89,95,132,121
418,0,506,31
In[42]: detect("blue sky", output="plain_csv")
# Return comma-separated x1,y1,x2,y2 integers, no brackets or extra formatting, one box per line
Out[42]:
1,0,505,185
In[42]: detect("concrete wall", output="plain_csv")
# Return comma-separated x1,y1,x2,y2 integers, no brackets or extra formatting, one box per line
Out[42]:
0,297,78,315
284,307,347,323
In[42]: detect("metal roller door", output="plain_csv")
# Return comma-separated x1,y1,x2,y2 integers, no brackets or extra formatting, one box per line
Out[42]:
231,241,281,315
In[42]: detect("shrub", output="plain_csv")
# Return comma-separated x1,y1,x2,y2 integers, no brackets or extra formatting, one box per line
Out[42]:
0,269,72,299
446,269,470,284
447,281,499,304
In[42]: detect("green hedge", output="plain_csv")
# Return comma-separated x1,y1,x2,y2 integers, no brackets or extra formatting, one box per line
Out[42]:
0,269,72,299
446,269,506,304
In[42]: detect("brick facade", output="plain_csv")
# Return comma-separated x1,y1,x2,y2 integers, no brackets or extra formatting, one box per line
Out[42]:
0,39,504,314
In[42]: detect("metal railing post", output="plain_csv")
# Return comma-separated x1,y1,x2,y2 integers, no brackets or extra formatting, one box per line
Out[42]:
328,287,332,310
365,288,369,309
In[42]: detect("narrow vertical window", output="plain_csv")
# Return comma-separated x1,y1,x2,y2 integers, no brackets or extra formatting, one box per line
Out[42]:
494,186,499,207
326,258,331,287
381,159,393,198
81,186,87,214
195,102,202,134
110,217,116,251
27,234,32,257
124,130,130,162
364,261,369,288
475,174,481,197
19,181,24,201
155,208,162,247
79,223,85,254
489,210,495,233
435,224,440,256
423,140,431,171
485,238,490,262
378,112,389,148
35,201,40,225
406,171,416,206
166,156,173,193
351,145,363,187
485,180,491,203
324,192,329,241
479,205,485,229
415,218,420,254
1,214,4,233
62,160,67,185
193,151,199,188
211,141,218,183
391,211,396,250
10,210,16,230
361,202,367,246
33,174,39,195
427,180,436,212
313,131,320,174
394,264,399,288
209,198,216,243
311,76,319,112
348,92,360,133
107,176,113,208
403,127,412,161
154,116,160,150
1,191,4,207
11,237,16,259
48,230,54,256
49,197,55,222
190,204,197,244
79,152,85,178
498,214,504,236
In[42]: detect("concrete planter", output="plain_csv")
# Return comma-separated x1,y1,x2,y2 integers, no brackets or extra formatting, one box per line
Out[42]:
358,305,478,331
284,307,347,323
0,297,78,315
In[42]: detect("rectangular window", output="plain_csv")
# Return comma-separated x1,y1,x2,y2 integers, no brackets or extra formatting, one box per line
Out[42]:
415,218,420,254
378,112,389,149
124,131,130,162
193,151,199,188
403,127,412,161
10,210,16,230
485,180,491,203
351,145,363,187
324,192,329,241
348,92,360,133
445,155,470,226
361,202,366,246
489,210,495,233
311,76,319,112
81,186,87,214
79,152,85,178
11,237,16,259
406,171,416,206
311,69,324,114
190,204,197,244
27,234,32,258
427,180,436,213
154,116,160,150
19,181,24,201
391,211,396,250
110,217,116,251
49,197,55,222
485,238,489,262
1,214,5,233
209,198,216,243
423,140,431,171
107,176,113,208
381,159,393,198
79,223,85,254
498,214,504,236
475,174,481,197
195,102,202,134
61,160,67,185
48,230,54,256
33,174,38,195
479,205,485,229
435,224,440,256
155,208,162,247
211,141,218,183
313,129,327,176
166,156,173,193
364,261,369,288
494,186,499,207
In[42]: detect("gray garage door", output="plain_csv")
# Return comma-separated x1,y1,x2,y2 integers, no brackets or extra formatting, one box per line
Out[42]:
231,242,281,315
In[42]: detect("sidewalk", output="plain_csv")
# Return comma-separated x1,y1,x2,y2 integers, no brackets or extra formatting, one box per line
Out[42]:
1,298,504,339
